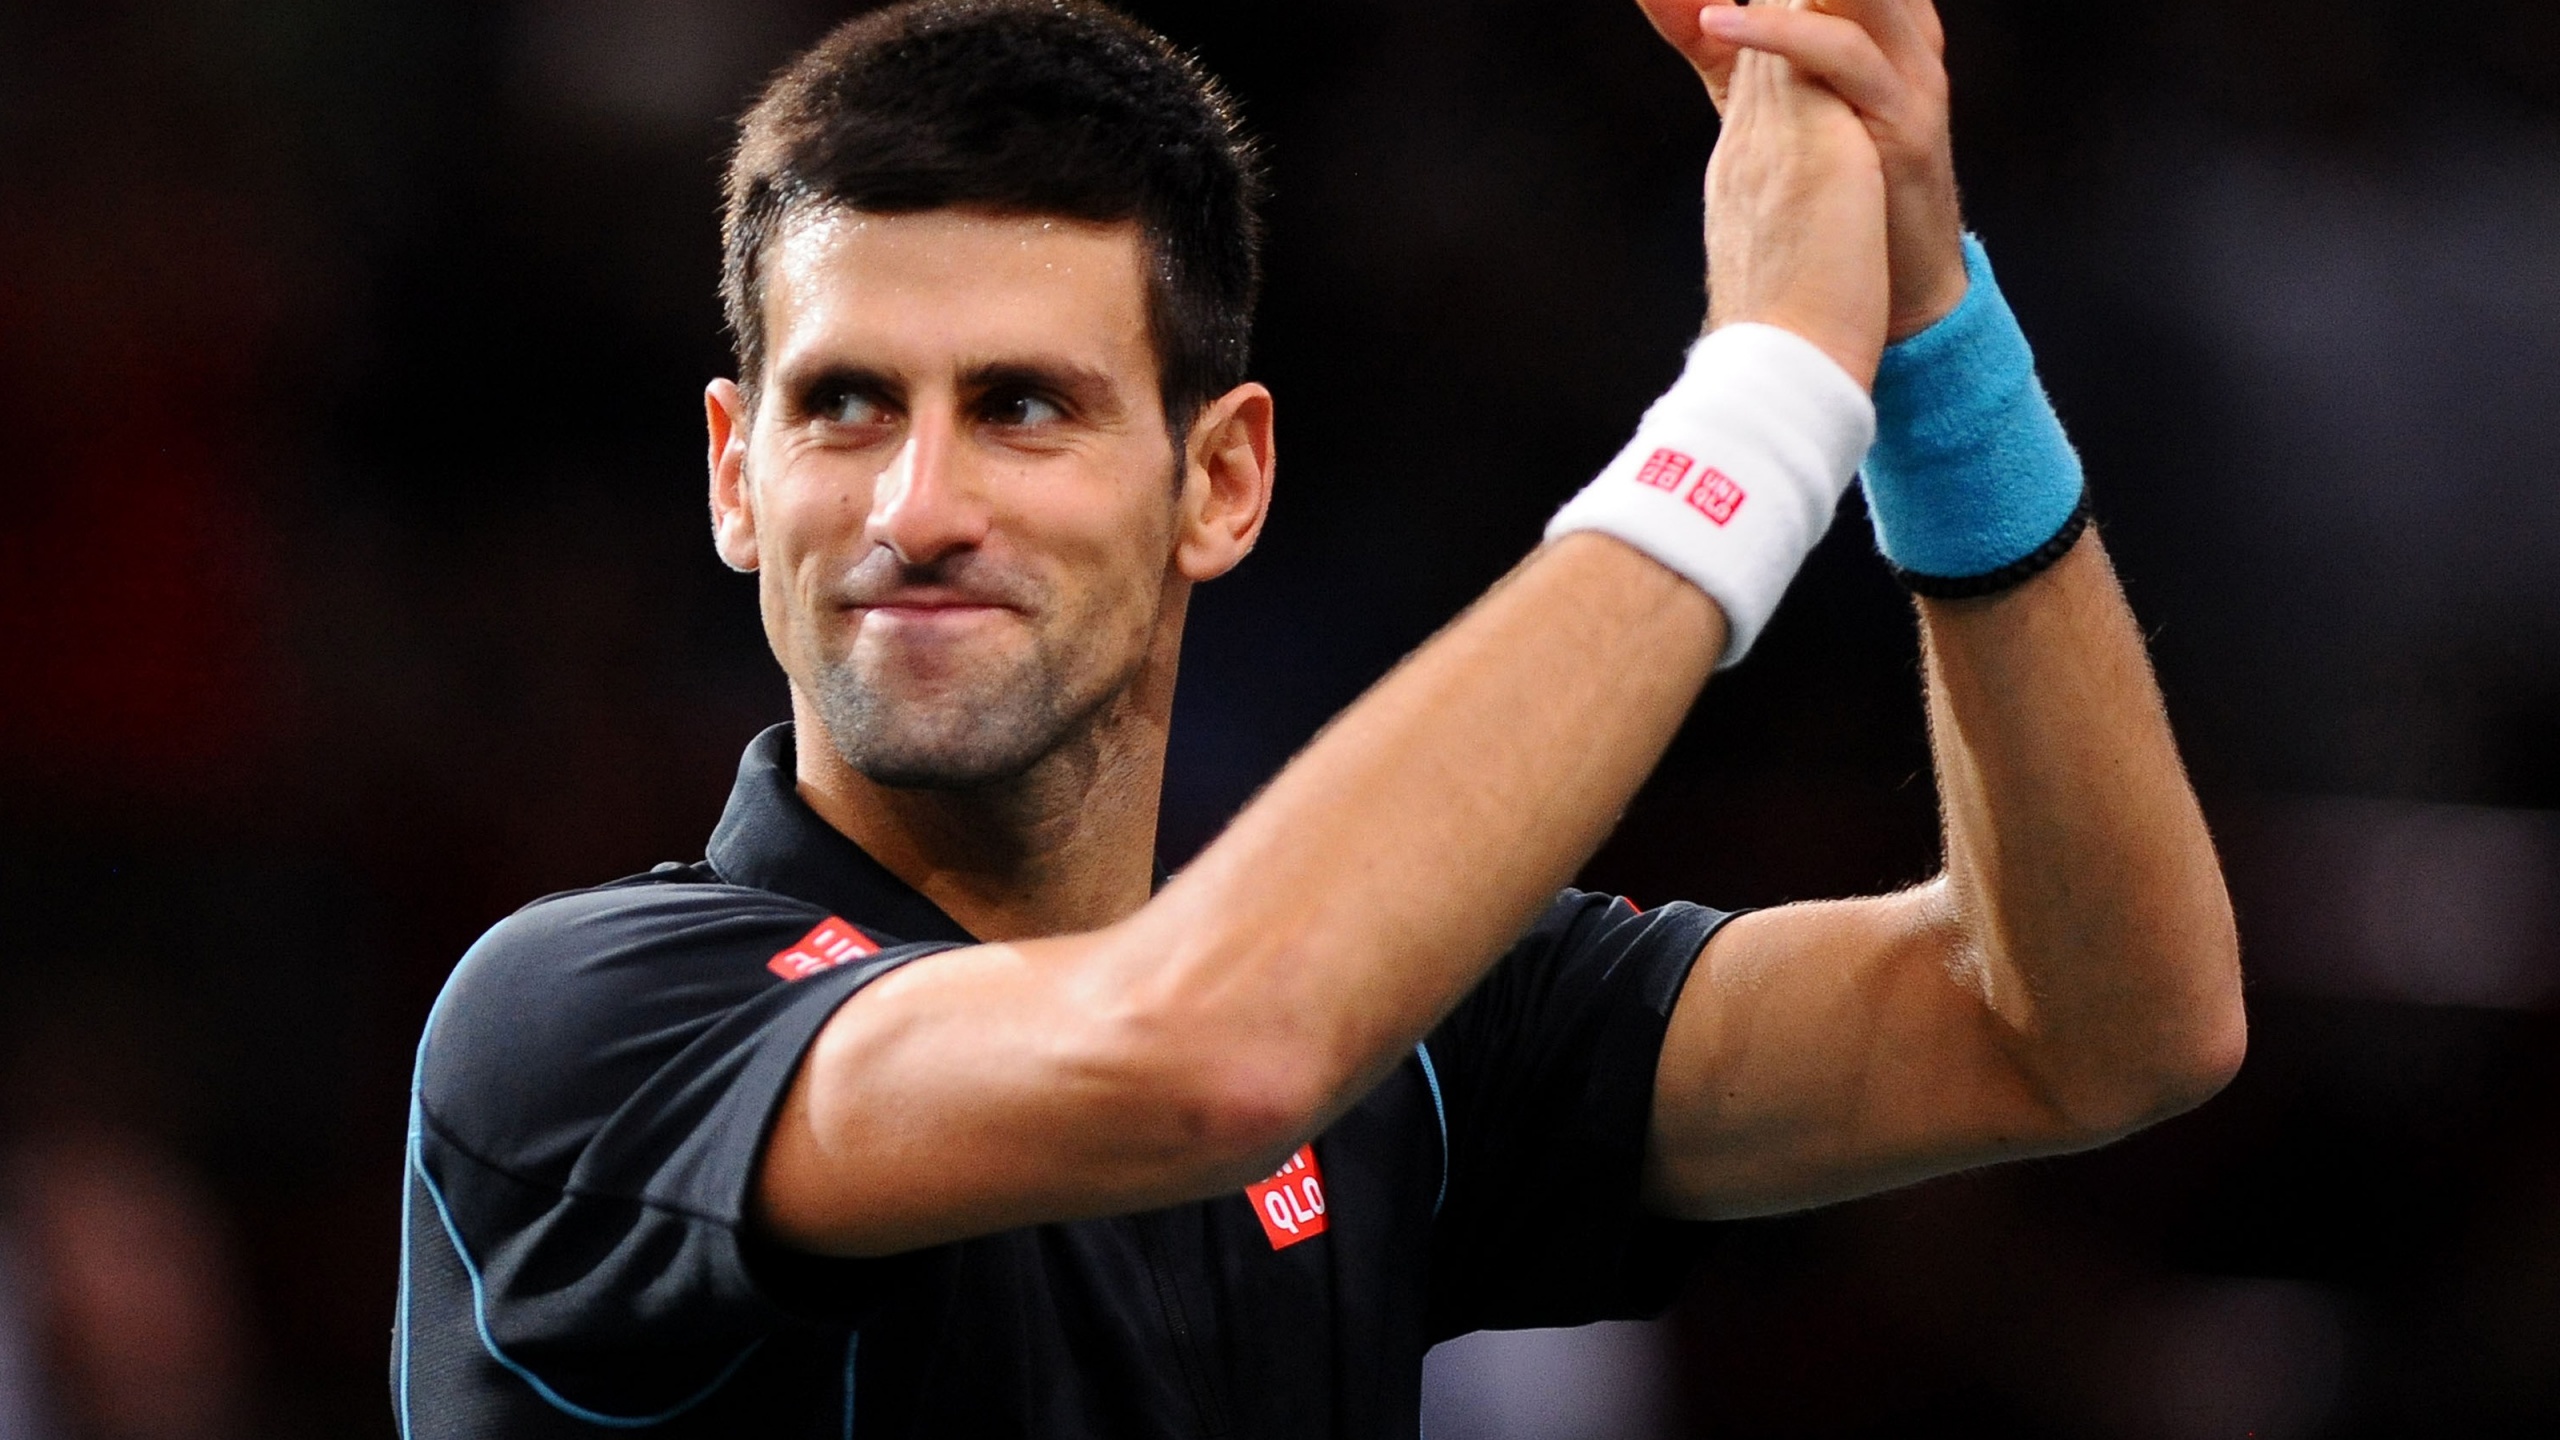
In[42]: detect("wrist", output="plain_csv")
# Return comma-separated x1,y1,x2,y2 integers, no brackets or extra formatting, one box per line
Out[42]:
1887,248,1972,343
1547,323,1875,666
1885,182,1970,342
1864,235,2088,596
1709,306,1882,394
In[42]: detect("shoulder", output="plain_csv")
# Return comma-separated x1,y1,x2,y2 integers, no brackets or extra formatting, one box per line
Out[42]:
1520,888,1644,950
1489,889,1738,1010
417,868,837,1175
1424,890,1736,1090
435,866,835,1039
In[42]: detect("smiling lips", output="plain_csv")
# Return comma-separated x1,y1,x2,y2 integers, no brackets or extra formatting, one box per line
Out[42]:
858,586,1009,609
831,551,1040,638
849,593,1019,640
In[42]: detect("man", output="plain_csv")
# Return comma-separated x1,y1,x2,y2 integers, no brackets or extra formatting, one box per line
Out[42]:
395,0,2246,1434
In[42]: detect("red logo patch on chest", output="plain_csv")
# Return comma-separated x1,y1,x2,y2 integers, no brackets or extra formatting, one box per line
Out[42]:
767,917,882,982
1245,1145,1329,1250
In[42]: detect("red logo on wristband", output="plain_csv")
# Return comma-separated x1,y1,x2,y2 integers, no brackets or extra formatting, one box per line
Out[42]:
1636,448,1696,493
1245,1146,1329,1250
1687,467,1747,526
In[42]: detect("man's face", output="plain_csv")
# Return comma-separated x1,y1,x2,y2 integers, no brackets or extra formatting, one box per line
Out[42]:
727,208,1185,789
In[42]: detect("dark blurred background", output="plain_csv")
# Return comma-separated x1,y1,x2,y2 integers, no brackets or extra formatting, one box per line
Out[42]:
2,1,2556,1435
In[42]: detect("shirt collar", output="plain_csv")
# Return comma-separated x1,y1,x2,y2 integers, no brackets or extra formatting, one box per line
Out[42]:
705,724,980,946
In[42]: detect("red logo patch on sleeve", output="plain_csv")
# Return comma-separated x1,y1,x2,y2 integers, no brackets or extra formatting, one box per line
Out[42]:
767,917,882,982
1245,1145,1329,1250
1686,467,1747,525
1636,448,1696,493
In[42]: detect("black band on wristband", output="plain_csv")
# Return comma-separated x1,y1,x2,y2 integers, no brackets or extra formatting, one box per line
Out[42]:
1890,487,2094,600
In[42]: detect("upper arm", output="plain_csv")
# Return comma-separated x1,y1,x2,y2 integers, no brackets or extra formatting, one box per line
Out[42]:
754,926,1315,1260
1641,882,2102,1221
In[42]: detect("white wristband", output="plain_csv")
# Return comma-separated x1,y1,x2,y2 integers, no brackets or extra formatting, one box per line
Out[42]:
1546,323,1876,666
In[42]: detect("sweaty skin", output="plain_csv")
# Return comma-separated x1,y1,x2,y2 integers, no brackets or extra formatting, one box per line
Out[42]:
727,1,2243,1260
710,209,1271,943
1639,0,2243,1217
1641,0,1972,340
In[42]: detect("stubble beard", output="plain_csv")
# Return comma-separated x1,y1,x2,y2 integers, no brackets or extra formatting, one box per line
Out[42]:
808,644,1079,791
803,589,1149,793
785,452,1181,796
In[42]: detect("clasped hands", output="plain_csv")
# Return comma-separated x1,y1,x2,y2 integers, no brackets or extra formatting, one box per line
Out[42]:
1636,0,1972,388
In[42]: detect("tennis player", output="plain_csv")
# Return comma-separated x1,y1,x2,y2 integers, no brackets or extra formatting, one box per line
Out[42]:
393,1,2247,1434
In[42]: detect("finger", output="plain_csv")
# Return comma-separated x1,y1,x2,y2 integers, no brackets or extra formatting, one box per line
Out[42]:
1733,34,1789,131
1806,0,1935,79
1694,0,1741,112
1629,0,1730,63
1696,5,1908,123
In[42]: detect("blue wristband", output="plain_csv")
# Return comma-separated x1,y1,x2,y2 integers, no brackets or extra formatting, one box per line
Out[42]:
1863,235,2090,596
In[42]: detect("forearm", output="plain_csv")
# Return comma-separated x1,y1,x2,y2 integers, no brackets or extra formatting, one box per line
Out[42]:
1120,534,1723,1137
773,13,1890,1251
1920,531,2245,1130
774,537,1723,1253
1632,1,2244,1226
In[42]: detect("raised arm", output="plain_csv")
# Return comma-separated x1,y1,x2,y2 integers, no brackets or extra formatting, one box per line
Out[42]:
1644,537,2246,1218
762,538,1726,1255
756,46,1892,1259
1638,0,2247,1220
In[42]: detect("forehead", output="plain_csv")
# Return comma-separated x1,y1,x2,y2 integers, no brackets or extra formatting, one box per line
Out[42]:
761,208,1157,386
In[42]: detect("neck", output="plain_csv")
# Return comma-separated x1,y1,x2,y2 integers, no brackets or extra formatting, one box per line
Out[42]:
790,623,1181,944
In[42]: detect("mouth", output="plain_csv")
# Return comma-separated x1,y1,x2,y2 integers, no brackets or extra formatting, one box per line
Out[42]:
843,589,1023,636
863,606,1009,641
865,600,1008,617
827,553,1038,645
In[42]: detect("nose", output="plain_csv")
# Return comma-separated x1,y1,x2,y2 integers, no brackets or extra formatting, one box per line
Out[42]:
865,409,990,568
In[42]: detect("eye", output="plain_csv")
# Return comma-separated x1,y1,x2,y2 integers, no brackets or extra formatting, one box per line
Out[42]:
815,388,889,426
982,390,1068,428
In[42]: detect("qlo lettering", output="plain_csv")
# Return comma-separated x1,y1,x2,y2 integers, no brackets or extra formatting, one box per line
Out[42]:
1244,1145,1330,1250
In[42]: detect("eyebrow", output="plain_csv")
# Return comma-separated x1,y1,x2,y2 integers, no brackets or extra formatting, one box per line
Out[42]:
960,358,1131,422
774,355,1135,423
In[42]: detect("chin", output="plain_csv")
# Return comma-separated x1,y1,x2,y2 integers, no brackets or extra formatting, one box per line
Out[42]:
816,681,1069,793
842,724,1047,791
803,618,1136,792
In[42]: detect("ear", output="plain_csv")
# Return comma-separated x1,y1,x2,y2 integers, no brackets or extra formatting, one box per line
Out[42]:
707,379,759,573
1173,382,1275,584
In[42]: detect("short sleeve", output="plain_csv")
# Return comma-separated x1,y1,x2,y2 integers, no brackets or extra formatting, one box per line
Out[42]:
404,882,952,1416
1421,891,1735,1339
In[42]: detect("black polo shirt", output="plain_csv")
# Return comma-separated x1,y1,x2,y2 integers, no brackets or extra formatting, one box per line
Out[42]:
395,725,1733,1438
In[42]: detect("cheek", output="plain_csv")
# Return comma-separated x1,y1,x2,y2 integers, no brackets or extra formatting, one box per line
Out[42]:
750,457,877,653
755,561,812,673
1025,469,1177,626
763,459,876,572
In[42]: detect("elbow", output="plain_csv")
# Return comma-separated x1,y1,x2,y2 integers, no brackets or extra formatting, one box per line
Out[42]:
2160,978,2250,1116
1178,1049,1334,1181
1105,984,1337,1186
2155,912,2251,1117
2043,938,2250,1144
1123,1042,1331,1192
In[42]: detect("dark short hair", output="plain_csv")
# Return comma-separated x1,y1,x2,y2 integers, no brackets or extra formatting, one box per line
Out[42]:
721,0,1266,438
